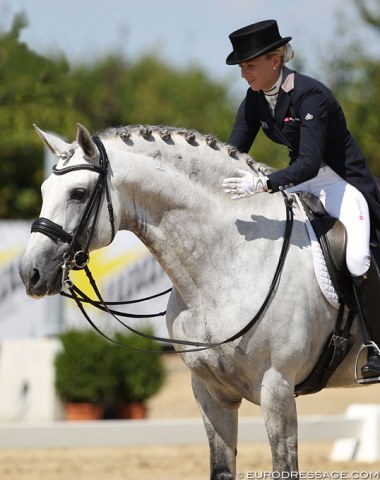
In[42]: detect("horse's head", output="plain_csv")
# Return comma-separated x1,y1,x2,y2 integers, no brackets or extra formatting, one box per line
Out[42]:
20,124,118,298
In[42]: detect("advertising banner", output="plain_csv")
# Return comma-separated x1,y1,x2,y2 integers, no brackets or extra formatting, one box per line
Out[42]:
0,221,171,339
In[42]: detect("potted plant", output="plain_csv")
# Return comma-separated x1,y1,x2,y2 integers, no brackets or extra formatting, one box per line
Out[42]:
110,330,166,419
54,328,118,420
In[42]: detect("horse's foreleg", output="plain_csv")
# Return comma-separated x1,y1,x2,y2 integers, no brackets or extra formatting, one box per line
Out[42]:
192,374,239,480
260,368,298,474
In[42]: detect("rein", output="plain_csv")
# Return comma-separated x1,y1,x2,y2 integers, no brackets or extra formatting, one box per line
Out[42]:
31,136,295,353
64,193,294,353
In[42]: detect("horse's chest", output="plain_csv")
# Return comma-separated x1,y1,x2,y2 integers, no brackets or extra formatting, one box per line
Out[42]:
185,352,258,402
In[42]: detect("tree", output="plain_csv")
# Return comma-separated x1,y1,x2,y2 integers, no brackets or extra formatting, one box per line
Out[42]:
0,16,238,218
355,0,380,30
67,54,235,141
321,0,380,176
7,5,379,220
0,13,76,218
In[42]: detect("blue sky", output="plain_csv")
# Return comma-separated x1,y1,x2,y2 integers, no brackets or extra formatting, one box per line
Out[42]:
1,0,379,92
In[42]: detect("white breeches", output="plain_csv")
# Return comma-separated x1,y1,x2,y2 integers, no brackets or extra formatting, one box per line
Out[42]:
286,165,371,276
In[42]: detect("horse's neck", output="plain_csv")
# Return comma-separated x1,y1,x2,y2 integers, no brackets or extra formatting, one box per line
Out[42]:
102,129,272,304
104,128,244,225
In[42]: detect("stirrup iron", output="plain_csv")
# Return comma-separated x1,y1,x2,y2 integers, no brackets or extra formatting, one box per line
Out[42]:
354,340,380,384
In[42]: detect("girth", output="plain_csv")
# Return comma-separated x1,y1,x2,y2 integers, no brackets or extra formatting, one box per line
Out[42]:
294,191,356,396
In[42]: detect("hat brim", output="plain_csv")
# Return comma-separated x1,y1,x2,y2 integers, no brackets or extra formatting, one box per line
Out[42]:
226,36,292,65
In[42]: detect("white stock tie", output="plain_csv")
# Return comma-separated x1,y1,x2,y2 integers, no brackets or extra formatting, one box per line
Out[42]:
263,70,283,116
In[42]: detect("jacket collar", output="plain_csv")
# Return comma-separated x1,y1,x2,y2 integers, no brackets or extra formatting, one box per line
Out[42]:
275,67,295,124
281,66,295,93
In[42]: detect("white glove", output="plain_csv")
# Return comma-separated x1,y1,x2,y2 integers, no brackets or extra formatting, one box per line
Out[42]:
222,169,269,200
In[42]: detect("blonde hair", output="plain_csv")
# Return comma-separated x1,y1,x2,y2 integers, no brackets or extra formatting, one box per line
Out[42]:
266,44,294,64
267,45,286,57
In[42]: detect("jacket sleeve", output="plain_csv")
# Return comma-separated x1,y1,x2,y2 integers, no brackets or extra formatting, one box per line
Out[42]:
267,89,328,192
227,98,260,154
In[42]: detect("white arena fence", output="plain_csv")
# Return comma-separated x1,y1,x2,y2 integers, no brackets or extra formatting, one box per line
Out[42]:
0,404,379,462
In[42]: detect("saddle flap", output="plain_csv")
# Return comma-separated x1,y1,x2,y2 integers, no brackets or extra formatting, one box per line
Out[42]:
297,191,355,309
310,216,346,272
300,190,329,217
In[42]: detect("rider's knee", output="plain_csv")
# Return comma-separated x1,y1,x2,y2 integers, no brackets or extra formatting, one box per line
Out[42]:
347,251,371,277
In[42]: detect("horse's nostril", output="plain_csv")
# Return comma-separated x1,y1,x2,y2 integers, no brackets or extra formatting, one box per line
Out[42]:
31,268,40,286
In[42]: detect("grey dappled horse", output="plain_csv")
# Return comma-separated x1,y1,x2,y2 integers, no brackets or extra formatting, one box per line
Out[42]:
20,124,367,478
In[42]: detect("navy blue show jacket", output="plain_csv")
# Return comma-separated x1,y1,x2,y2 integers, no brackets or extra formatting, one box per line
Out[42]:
228,66,380,240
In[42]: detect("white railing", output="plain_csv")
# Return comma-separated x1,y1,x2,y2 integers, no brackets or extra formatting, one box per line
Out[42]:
0,404,379,462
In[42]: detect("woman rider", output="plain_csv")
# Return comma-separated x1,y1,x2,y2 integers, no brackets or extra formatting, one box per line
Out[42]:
222,19,380,382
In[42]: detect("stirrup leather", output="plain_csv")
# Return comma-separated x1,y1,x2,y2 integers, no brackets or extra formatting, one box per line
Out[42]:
355,341,380,384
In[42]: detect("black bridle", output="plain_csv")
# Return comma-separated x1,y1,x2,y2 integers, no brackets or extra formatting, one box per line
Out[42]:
30,136,295,353
31,136,116,280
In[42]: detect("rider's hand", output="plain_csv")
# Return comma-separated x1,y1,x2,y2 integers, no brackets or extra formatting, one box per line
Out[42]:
222,169,269,200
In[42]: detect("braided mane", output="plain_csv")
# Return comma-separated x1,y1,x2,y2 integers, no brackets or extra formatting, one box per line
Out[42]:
95,125,276,176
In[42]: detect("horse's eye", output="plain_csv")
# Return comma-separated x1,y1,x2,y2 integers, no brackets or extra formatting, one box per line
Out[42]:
70,188,87,201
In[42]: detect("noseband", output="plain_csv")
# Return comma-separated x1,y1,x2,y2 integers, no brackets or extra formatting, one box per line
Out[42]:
31,136,115,282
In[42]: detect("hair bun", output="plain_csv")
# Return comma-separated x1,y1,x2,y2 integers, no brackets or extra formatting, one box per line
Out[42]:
283,43,294,63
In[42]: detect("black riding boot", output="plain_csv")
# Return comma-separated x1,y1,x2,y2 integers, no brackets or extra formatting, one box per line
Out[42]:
353,255,380,379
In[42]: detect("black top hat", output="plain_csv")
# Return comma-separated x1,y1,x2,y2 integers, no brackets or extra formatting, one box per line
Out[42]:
226,19,291,65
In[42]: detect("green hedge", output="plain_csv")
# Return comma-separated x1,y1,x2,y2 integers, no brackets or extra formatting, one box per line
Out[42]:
54,328,166,404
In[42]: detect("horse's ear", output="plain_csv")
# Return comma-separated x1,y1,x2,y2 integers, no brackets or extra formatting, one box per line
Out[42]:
76,123,98,161
33,124,72,157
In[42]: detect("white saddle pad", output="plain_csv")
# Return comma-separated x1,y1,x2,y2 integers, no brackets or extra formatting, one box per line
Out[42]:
293,194,340,309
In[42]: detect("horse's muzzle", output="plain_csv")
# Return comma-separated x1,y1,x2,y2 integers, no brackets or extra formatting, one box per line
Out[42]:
20,263,63,298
